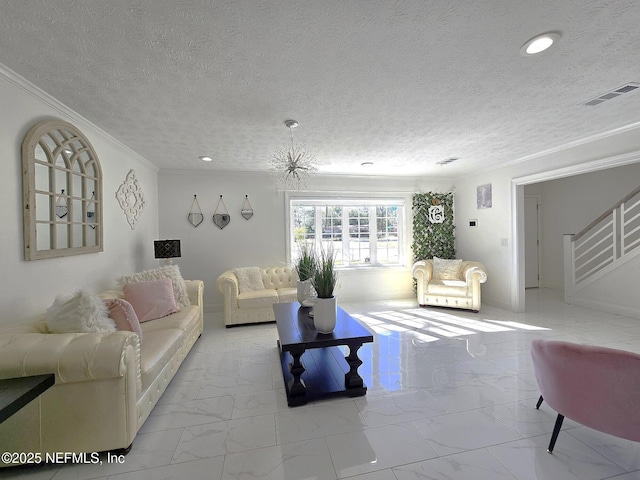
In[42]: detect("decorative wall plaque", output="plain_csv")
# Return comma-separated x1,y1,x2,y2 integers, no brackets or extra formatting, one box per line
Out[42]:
116,169,146,229
428,205,445,223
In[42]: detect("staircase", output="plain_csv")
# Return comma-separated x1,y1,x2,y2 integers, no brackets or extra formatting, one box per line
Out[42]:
564,186,640,300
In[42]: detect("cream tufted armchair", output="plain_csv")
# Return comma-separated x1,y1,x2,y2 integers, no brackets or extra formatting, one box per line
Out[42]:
216,266,298,326
411,259,487,312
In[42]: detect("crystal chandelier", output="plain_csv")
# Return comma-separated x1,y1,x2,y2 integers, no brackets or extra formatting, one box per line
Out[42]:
270,120,317,190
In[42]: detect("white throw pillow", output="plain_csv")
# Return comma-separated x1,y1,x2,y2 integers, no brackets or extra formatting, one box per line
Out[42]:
433,256,463,281
46,290,116,334
234,267,265,293
118,265,190,310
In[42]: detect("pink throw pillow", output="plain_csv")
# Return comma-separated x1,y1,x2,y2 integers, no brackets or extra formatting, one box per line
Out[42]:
105,298,143,339
123,278,177,322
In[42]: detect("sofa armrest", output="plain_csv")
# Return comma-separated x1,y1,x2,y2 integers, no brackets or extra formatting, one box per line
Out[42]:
460,261,488,285
411,260,433,283
185,279,204,307
0,331,141,387
216,270,239,302
411,260,433,303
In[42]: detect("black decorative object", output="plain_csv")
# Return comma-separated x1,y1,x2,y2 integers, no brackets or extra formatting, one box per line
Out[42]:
241,195,254,220
188,194,204,227
213,195,230,229
154,239,181,265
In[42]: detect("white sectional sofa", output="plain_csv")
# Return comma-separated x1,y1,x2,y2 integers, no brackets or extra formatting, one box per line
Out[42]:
216,266,297,326
0,279,203,465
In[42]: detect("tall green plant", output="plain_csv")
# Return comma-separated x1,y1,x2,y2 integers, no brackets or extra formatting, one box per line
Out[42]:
293,242,317,281
412,192,455,260
311,245,337,298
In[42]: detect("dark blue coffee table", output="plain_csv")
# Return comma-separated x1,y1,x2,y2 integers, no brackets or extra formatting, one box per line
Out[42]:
274,302,374,406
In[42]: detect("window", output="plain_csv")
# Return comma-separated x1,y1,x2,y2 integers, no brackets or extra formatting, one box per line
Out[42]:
290,198,405,267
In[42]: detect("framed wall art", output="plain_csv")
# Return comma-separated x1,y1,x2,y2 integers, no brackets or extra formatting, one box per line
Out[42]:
477,183,492,209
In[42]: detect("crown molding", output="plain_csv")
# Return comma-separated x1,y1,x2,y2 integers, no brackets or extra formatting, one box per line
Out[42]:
0,63,158,172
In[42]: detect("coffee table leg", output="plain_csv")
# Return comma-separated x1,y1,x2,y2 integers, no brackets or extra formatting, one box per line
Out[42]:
288,348,307,404
345,342,366,396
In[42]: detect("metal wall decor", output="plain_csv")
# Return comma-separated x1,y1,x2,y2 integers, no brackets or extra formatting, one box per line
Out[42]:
241,195,254,220
213,195,230,229
55,189,68,218
188,194,204,227
116,169,146,230
87,191,97,229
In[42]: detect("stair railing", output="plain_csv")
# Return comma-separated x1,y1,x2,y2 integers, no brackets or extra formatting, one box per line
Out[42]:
564,186,640,296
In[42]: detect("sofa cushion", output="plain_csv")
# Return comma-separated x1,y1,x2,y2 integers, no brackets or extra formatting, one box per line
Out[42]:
124,278,178,322
140,305,199,333
277,287,297,303
433,257,462,280
237,289,278,309
105,298,143,339
46,290,116,334
234,267,265,293
139,328,184,390
427,280,468,296
119,265,190,310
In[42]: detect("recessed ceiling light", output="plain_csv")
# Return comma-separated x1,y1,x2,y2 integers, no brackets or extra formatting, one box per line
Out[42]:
361,162,374,167
520,32,561,56
199,156,213,162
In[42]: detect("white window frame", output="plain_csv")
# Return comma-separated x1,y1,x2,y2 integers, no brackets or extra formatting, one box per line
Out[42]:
286,193,406,269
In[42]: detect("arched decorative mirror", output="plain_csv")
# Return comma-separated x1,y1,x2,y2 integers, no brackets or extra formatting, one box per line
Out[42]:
22,119,103,260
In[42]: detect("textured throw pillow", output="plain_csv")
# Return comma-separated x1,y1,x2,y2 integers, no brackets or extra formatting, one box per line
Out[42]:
234,267,265,293
105,298,143,339
433,256,463,281
118,265,189,310
123,278,178,322
46,290,116,334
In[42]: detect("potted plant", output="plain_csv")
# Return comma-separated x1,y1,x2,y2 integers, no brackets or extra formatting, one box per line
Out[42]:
294,242,316,306
310,245,338,333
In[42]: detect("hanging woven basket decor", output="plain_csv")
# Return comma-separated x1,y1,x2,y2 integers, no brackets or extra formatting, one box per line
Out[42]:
188,194,204,227
213,194,231,229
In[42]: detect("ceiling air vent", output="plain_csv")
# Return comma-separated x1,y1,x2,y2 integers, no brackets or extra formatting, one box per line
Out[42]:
582,82,640,106
436,157,458,166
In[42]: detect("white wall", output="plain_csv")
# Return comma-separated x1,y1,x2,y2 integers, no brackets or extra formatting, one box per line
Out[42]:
158,170,453,312
0,66,159,326
454,125,640,312
569,254,640,318
525,162,640,289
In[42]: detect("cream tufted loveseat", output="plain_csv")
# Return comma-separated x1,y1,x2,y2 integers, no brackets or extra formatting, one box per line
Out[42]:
216,267,298,326
0,280,203,465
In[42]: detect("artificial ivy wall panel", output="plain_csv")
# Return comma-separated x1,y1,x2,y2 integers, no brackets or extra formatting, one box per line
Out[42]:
412,192,455,260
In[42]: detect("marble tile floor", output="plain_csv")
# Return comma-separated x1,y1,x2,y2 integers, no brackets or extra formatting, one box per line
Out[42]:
6,288,640,480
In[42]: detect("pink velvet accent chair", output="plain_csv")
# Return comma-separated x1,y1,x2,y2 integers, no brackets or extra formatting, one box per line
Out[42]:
531,339,640,453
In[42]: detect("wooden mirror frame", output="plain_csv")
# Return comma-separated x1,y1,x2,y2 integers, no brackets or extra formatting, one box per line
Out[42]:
22,119,103,260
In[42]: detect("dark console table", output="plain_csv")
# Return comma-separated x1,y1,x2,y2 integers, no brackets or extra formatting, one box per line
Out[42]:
274,302,374,407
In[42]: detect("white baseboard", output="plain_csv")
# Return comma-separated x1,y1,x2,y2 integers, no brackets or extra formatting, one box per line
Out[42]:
482,295,512,311
567,296,640,320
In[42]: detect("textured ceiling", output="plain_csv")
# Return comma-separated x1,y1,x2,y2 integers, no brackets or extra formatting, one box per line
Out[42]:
1,0,640,177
